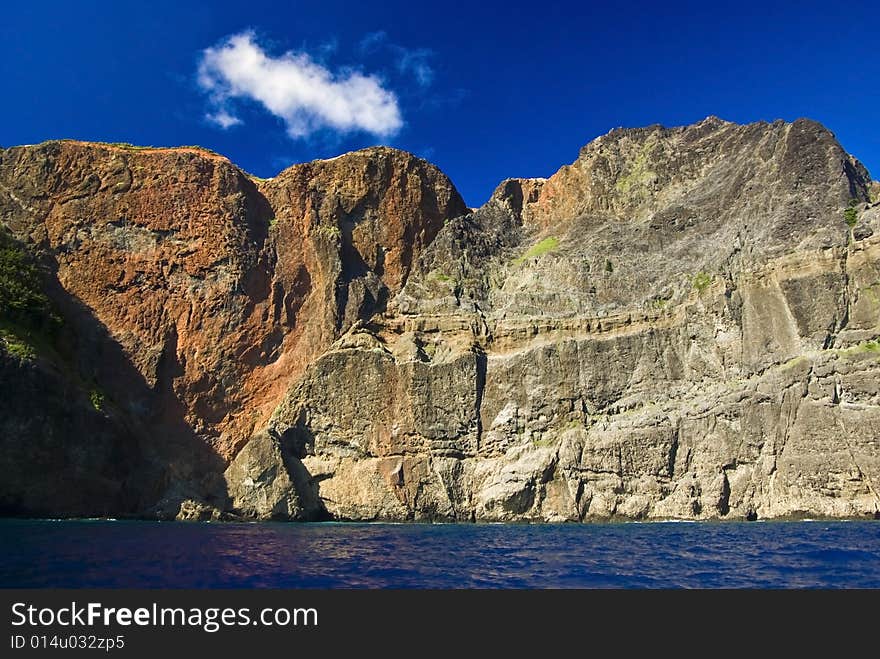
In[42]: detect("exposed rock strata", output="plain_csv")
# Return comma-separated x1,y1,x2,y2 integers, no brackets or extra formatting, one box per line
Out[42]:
0,142,465,515
1,118,878,521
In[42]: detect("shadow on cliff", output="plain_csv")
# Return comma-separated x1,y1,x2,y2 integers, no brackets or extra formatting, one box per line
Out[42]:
2,175,285,519
35,264,230,518
267,408,332,521
333,218,390,332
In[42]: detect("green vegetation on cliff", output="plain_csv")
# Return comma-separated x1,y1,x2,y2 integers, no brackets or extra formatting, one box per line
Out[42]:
844,199,859,228
89,389,106,411
106,142,155,151
692,272,713,293
0,227,59,358
838,339,880,358
514,236,559,265
316,224,342,241
428,270,453,283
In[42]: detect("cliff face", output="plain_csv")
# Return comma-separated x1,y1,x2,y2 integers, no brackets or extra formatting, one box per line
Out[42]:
1,118,878,521
0,141,465,517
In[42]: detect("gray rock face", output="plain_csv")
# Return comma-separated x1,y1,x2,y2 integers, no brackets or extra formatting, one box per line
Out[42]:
1,117,878,522
223,430,323,520
260,117,880,521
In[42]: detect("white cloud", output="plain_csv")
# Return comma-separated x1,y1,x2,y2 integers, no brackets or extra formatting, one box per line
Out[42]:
206,110,242,129
358,31,435,89
394,47,434,88
198,32,403,139
358,31,387,54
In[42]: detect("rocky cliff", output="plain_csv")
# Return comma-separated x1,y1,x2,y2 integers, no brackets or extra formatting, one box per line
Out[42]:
1,117,878,521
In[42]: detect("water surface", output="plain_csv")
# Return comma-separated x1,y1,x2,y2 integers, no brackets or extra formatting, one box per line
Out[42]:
1,519,878,588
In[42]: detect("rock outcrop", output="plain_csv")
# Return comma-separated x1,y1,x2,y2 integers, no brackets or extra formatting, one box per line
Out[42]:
0,142,465,516
1,118,878,521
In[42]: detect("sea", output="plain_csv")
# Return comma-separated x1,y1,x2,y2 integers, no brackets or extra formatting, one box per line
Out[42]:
1,519,878,588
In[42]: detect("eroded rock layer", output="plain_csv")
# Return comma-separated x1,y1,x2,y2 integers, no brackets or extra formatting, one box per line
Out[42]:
1,118,878,520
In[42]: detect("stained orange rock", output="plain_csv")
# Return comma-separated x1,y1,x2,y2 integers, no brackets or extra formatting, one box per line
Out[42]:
0,141,466,466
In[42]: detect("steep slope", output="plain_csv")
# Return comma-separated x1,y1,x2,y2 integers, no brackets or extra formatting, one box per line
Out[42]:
265,118,880,521
0,141,466,517
0,225,149,516
1,118,878,522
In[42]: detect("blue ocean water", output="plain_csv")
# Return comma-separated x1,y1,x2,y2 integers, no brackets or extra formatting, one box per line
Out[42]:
1,519,878,588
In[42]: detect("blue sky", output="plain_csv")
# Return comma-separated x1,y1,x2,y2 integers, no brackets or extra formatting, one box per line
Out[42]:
1,0,877,206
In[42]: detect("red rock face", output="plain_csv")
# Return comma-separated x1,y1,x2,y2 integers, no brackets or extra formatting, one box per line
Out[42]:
237,147,466,454
0,141,466,472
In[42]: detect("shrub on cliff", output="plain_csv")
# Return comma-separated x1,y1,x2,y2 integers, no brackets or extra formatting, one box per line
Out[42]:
0,228,54,321
0,227,60,354
844,199,859,228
